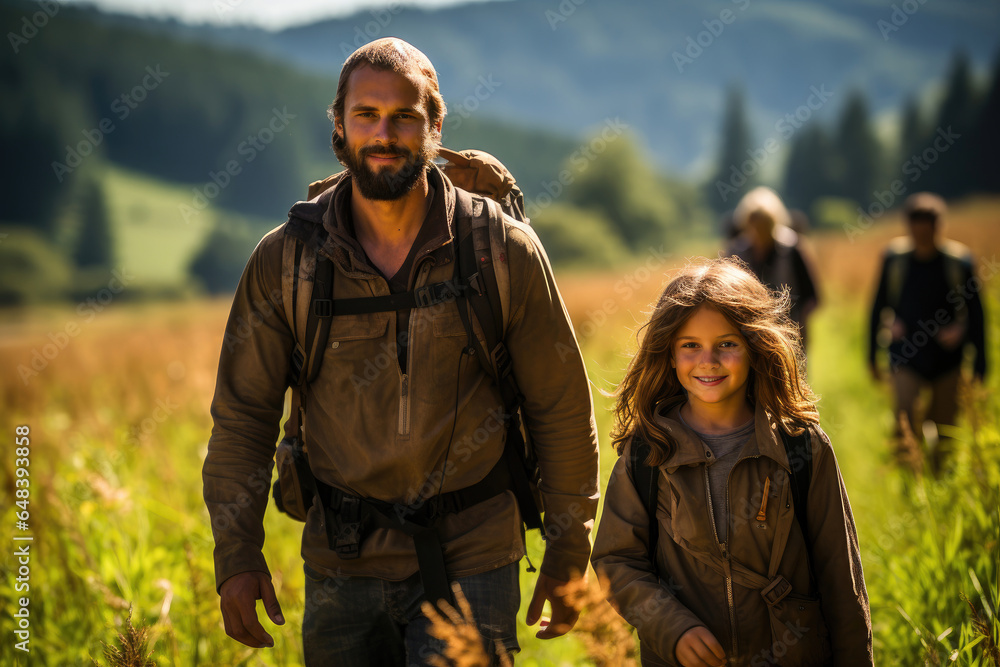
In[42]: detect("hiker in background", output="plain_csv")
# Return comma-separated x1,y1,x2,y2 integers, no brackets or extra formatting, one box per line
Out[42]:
868,192,987,474
726,187,820,347
592,258,872,666
203,38,600,665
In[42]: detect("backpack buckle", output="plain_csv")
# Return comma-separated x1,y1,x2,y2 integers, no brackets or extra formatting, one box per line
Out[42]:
330,496,364,559
313,299,332,318
414,286,435,307
761,575,792,607
492,343,513,379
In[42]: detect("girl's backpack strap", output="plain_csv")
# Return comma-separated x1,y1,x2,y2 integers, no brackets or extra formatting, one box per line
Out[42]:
627,435,659,565
780,425,813,541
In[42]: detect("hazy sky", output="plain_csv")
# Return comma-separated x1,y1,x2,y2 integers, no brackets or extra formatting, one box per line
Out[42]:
61,0,503,29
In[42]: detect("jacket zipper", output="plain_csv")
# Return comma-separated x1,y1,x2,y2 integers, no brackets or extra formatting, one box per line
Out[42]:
703,465,739,658
398,262,432,436
397,304,415,436
398,374,409,435
724,453,765,658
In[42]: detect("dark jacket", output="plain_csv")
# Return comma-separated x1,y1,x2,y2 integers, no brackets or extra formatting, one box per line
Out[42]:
868,237,986,380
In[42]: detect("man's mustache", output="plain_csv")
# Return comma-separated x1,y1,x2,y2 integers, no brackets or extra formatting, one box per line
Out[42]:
359,145,413,159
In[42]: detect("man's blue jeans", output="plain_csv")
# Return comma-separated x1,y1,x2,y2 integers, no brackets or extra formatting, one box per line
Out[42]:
302,561,521,666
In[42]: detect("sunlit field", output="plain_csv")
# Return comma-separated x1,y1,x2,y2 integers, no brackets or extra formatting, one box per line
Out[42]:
2,198,998,666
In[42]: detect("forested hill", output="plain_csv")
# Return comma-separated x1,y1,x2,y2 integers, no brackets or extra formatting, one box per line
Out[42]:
50,0,1000,174
0,0,580,229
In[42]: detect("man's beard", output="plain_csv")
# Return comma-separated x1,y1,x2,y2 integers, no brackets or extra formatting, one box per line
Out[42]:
335,131,436,201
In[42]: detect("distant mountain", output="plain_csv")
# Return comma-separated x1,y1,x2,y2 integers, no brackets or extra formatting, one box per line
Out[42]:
15,0,998,176
193,0,1000,175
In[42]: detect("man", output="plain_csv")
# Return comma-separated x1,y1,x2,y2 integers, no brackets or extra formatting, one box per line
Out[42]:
726,186,820,347
203,38,600,665
868,192,987,473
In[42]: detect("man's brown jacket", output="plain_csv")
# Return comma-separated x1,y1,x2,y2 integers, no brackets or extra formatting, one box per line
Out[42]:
592,399,872,666
203,166,600,590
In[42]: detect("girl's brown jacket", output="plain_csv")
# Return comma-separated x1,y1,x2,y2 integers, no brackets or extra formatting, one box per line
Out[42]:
592,399,873,666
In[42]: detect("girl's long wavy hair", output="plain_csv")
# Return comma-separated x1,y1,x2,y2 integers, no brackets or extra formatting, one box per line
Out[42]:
613,257,819,465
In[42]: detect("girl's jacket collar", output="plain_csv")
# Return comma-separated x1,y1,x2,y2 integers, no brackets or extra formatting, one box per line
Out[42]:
651,395,794,474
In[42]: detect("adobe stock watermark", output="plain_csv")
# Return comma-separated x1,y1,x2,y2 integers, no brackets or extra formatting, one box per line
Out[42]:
442,74,503,137
7,0,59,54
673,0,752,74
335,3,406,58
398,406,511,519
178,107,296,223
17,267,135,385
348,288,464,393
556,245,673,360
844,126,960,242
51,65,170,182
545,0,587,30
209,463,274,534
123,396,181,448
616,572,684,627
220,287,284,353
715,84,835,204
877,0,929,41
524,116,629,219
749,620,812,666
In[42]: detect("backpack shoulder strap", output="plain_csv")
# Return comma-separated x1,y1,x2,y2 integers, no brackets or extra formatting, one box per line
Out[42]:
453,189,519,402
885,237,914,310
780,425,813,541
627,435,659,565
452,188,542,534
940,240,972,293
280,223,331,442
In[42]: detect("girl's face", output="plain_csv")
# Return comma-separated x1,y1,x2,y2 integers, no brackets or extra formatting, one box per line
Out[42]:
671,304,752,413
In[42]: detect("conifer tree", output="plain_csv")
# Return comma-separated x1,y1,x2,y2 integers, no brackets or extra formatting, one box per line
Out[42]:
926,52,978,197
782,123,838,212
973,50,1000,193
706,86,756,213
72,178,115,269
898,97,925,167
834,91,881,206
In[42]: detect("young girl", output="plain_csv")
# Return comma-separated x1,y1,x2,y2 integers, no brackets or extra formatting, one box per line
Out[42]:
592,259,872,667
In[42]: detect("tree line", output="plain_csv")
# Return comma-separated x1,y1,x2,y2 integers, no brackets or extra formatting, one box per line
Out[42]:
705,51,1000,227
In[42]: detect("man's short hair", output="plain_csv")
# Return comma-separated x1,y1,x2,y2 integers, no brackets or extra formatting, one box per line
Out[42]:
327,38,446,149
903,191,946,223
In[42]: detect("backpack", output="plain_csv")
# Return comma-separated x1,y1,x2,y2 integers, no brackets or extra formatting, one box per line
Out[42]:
628,425,814,565
271,148,542,605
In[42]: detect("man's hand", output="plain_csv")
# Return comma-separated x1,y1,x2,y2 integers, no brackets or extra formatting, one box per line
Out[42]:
936,322,965,350
525,572,581,639
890,318,906,342
219,571,285,648
675,626,727,667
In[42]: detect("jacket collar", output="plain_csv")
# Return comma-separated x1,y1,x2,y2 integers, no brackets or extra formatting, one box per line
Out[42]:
653,396,791,473
285,164,458,276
